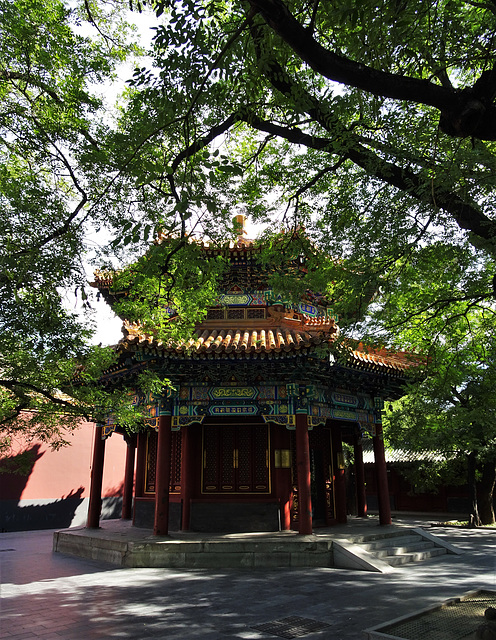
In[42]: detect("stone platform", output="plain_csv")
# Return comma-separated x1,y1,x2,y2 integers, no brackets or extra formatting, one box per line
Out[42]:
52,516,461,571
53,522,334,569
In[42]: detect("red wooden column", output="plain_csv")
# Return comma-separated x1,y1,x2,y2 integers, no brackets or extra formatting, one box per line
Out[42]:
295,413,313,535
87,424,106,529
154,415,173,536
121,435,136,520
273,424,291,530
373,423,392,525
180,426,193,531
354,434,367,518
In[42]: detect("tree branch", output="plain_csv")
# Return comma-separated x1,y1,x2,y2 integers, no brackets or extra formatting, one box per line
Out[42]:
242,37,496,247
249,0,451,107
286,158,345,216
11,114,89,257
384,295,491,331
0,69,63,103
1,70,100,148
170,113,242,173
0,379,75,408
241,112,496,247
248,0,496,140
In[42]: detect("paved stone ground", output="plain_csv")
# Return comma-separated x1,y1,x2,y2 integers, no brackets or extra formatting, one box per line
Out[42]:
1,519,495,639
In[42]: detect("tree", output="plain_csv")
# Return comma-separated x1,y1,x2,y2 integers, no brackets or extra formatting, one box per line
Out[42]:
384,304,496,526
0,0,151,455
4,0,496,464
111,3,496,517
113,0,496,316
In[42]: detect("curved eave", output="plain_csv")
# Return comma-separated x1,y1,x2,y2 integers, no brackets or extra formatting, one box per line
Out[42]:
345,349,414,377
119,326,333,360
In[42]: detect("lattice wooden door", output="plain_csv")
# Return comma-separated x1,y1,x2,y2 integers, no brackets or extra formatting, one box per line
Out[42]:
202,424,269,493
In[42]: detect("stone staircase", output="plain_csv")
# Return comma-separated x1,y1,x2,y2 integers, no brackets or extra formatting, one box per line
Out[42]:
332,527,463,572
354,530,448,566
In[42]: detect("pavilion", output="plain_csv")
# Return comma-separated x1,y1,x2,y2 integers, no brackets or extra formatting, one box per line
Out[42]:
86,218,415,536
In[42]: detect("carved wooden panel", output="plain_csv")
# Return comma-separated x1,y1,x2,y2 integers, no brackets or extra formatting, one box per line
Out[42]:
144,429,182,494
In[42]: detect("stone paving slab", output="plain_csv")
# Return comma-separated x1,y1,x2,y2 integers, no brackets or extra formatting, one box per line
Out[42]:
1,517,495,640
364,589,496,639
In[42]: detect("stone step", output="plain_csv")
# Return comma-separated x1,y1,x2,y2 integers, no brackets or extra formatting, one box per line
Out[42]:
373,540,437,558
348,530,417,544
350,529,452,568
359,534,425,551
386,546,448,566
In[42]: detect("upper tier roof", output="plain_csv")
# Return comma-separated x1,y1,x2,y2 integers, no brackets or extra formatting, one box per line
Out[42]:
93,218,417,376
121,309,338,357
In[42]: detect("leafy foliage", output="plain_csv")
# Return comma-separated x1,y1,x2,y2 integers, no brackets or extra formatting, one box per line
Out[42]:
4,0,496,474
110,237,228,341
0,0,146,454
384,307,496,523
115,4,496,526
107,0,496,337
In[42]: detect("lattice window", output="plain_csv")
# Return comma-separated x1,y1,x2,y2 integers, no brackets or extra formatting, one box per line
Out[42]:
237,428,252,486
170,431,182,492
247,308,266,319
206,307,267,321
309,428,334,523
144,428,182,494
227,309,244,319
206,309,225,320
145,430,157,493
254,425,268,488
221,427,235,486
203,428,219,488
202,424,270,493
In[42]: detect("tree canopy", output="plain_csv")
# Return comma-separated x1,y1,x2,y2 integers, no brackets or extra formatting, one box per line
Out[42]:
0,0,148,453
384,304,496,524
113,0,496,332
3,0,496,458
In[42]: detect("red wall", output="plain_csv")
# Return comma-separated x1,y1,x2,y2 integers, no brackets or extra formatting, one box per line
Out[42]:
0,421,127,502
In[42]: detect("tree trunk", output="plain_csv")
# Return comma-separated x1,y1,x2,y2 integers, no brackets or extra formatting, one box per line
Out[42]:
467,451,481,527
477,461,496,526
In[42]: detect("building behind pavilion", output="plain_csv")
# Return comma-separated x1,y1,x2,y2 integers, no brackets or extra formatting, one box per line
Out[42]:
87,216,417,535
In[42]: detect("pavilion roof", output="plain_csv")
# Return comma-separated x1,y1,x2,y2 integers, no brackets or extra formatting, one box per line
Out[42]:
92,224,333,311
361,440,452,463
120,319,335,358
94,218,417,377
117,316,415,376
348,343,417,374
